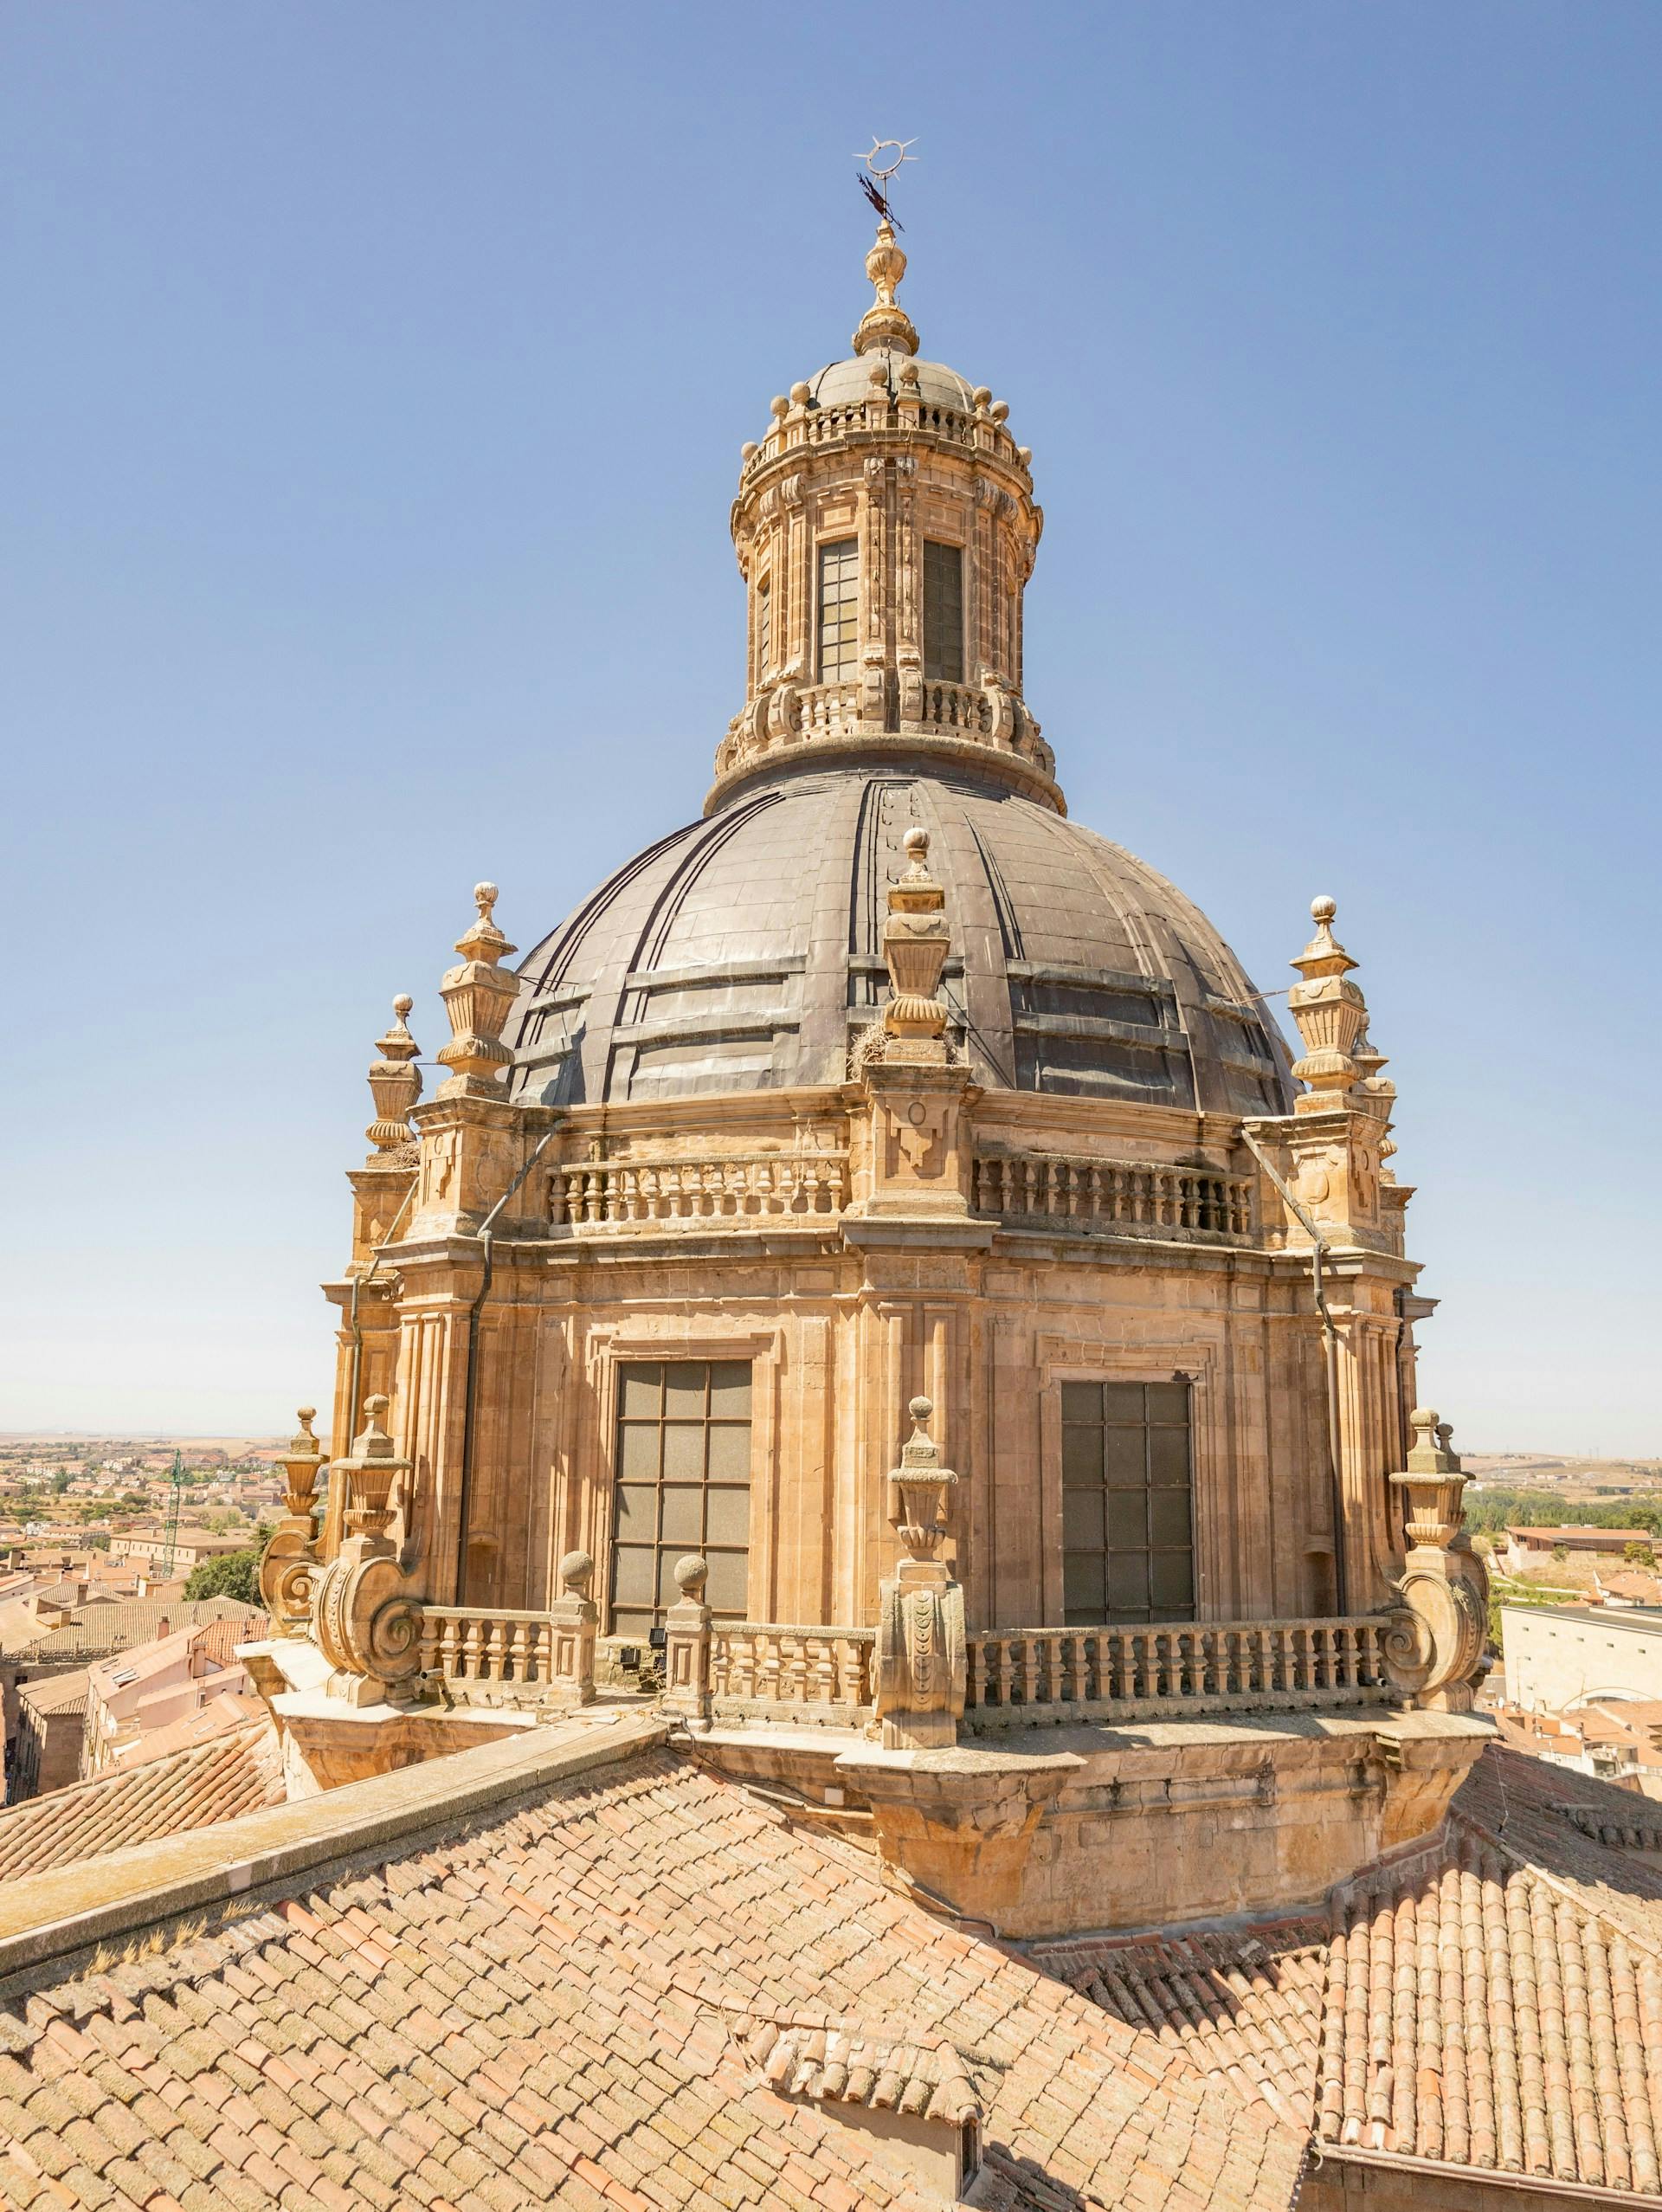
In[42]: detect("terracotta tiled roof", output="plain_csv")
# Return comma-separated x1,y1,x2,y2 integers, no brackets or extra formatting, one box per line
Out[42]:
17,1596,263,1664
108,1687,267,1768
1031,1922,1329,2129
14,1668,90,1719
0,1719,281,1883
0,1744,1303,2212
1051,1746,1662,2199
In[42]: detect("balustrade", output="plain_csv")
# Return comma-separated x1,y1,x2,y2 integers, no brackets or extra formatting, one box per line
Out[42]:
419,1606,567,1705
963,1615,1392,1728
551,1152,850,1230
973,1151,1253,1243
709,1622,874,1726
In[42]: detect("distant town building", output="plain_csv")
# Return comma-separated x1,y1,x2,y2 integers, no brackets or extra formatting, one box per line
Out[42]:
1502,1525,1653,1572
1504,1602,1662,1712
10,1668,90,1798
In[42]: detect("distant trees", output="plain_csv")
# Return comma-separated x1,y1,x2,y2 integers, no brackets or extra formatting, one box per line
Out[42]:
183,1525,271,1607
1625,1541,1655,1566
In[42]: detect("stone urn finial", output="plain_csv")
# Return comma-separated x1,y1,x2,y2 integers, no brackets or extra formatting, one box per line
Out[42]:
881,831,951,1061
1288,893,1369,1112
279,1406,326,1517
336,1392,410,1540
436,880,519,1098
366,993,422,1152
853,220,919,358
888,1397,958,1562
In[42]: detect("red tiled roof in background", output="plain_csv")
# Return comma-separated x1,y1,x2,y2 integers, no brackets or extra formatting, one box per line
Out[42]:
0,1719,281,1884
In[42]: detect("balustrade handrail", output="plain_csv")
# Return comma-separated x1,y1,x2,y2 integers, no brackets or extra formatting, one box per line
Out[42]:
551,1151,850,1229
709,1620,874,1721
973,1149,1253,1242
964,1614,1392,1726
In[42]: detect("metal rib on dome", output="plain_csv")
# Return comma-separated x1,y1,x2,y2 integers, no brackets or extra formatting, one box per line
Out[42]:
508,765,1295,1115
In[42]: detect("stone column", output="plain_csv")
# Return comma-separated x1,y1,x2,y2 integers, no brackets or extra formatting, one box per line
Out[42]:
661,1554,713,1729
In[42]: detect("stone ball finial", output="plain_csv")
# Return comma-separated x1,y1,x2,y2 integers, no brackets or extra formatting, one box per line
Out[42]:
903,827,930,860
673,1553,709,1598
867,360,887,386
989,399,1009,422
393,993,413,1020
899,360,919,388
909,1395,933,1425
297,1406,317,1427
770,394,789,420
1311,894,1337,925
473,881,499,922
365,1392,389,1418
1411,1405,1437,1435
559,1549,594,1596
740,440,759,462
789,380,810,405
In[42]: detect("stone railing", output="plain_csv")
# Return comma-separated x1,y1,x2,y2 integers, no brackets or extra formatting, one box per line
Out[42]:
964,1615,1393,1729
745,398,1017,472
972,1151,1253,1243
709,1622,875,1727
550,1153,850,1229
916,680,989,736
418,1599,594,1710
798,681,864,738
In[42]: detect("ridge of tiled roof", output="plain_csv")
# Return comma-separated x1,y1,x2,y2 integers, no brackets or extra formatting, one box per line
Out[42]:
0,1730,1303,2212
0,1719,282,1885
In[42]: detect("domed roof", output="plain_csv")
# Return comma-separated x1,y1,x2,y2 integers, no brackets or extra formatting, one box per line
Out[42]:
806,349,980,415
508,762,1294,1116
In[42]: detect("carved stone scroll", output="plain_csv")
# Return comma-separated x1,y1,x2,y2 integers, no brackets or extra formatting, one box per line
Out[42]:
260,1405,326,1636
310,1395,426,1706
1381,1409,1488,1714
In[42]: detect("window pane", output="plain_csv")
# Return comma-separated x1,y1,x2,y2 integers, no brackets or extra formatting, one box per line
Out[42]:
923,540,964,683
707,1425,750,1483
1100,1383,1146,1423
612,1547,655,1603
658,1553,688,1607
1146,1382,1190,1424
1150,1489,1192,1548
1062,1427,1102,1486
1151,1554,1195,1611
614,1486,656,1534
619,1368,662,1416
664,1364,706,1416
1104,1428,1146,1486
705,1551,748,1614
1063,1490,1104,1548
1064,1554,1105,1615
1108,1554,1150,1612
709,1363,752,1416
706,1489,750,1546
660,1489,703,1545
1060,1383,1102,1424
612,1610,653,1641
618,1426,660,1481
663,1425,705,1480
1149,1428,1190,1486
1107,1491,1147,1548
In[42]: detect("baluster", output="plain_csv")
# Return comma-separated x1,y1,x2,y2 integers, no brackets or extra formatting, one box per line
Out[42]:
785,1635,808,1704
509,1620,531,1683
758,1633,782,1702
461,1615,482,1682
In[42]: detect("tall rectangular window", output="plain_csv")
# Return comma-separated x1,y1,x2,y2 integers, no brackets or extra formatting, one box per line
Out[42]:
1060,1380,1194,1625
610,1360,751,1637
817,538,859,681
756,577,771,680
923,540,965,683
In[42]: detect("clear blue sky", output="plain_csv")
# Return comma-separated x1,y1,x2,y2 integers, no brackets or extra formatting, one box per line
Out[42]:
3,3,1657,1453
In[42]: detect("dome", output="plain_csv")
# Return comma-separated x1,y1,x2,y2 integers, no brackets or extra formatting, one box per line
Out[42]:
806,350,981,415
509,762,1294,1116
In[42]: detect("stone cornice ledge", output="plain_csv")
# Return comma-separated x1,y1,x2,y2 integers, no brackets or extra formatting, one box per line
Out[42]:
0,1711,669,1983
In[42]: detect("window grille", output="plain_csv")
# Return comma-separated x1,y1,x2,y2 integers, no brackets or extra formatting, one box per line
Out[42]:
817,539,859,681
1060,1380,1194,1625
923,540,965,683
609,1361,752,1636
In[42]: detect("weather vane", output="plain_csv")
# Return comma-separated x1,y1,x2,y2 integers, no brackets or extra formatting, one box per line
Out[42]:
854,137,918,229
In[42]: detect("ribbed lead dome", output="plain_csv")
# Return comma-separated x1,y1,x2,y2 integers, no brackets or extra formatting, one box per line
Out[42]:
508,764,1293,1115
